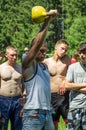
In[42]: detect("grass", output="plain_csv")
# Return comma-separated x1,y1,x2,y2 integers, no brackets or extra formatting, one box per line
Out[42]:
8,116,66,130
8,121,11,130
58,116,66,130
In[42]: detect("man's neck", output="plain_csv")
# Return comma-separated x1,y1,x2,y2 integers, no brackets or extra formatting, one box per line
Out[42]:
53,54,60,62
7,61,16,67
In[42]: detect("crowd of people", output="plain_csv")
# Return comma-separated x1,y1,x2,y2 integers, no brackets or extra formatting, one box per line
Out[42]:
0,8,86,130
59,43,86,130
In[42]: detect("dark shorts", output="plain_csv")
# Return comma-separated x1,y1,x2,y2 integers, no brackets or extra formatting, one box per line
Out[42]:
52,104,68,124
51,92,69,123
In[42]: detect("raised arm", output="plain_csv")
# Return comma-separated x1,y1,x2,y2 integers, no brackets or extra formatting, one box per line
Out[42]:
22,10,58,69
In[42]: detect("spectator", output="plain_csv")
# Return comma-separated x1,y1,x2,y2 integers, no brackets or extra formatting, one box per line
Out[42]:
22,9,58,130
0,45,23,130
43,39,71,130
22,47,29,62
59,42,86,130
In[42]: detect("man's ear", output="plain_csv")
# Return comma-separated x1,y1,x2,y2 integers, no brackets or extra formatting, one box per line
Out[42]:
55,45,57,50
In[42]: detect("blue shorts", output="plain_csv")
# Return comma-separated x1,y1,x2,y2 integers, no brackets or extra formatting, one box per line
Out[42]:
22,109,55,130
0,95,22,130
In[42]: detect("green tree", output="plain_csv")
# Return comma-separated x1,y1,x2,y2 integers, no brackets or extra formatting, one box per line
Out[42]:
0,0,59,57
62,0,86,56
0,0,86,58
66,17,86,56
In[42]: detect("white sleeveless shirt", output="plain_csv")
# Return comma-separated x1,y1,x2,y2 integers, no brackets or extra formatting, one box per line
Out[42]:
23,63,51,110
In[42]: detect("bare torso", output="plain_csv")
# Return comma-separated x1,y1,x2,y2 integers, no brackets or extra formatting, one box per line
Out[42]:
0,62,22,97
44,55,71,92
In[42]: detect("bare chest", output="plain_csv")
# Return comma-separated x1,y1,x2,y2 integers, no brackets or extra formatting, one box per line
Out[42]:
48,61,68,76
1,66,22,81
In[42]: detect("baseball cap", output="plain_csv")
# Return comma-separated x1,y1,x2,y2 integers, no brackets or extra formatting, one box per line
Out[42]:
24,47,29,51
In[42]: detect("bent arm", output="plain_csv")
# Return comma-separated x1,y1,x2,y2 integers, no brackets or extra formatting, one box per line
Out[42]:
65,81,86,90
58,80,86,95
22,10,58,69
22,21,49,69
79,87,86,93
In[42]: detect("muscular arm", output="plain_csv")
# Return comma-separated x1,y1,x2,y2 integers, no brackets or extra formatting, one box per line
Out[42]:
22,10,58,69
22,20,50,69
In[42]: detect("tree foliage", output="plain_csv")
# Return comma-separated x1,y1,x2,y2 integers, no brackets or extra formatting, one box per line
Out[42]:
62,0,86,56
0,0,86,59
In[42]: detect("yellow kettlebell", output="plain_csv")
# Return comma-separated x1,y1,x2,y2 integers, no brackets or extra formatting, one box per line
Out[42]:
32,6,47,24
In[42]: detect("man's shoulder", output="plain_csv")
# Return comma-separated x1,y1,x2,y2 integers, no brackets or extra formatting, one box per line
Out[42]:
0,62,7,74
0,62,6,67
70,62,79,67
39,63,48,70
43,57,53,64
69,62,80,70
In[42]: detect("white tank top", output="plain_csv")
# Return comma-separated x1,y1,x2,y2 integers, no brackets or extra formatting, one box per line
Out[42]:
24,63,51,110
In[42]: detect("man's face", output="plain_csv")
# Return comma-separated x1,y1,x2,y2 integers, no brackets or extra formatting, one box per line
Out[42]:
55,43,68,58
79,50,86,64
25,50,29,55
36,44,47,62
5,49,18,64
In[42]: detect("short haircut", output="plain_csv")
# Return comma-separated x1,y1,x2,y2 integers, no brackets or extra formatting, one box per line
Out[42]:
78,42,86,52
55,39,69,47
6,45,17,53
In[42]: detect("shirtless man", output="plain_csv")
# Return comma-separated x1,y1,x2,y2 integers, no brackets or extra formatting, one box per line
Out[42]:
0,45,23,130
43,39,71,130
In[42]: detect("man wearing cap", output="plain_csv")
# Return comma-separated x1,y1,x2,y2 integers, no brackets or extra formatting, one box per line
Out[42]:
59,42,86,130
22,47,29,62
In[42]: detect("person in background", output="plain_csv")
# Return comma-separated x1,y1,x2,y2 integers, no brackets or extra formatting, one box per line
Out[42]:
22,9,58,130
59,42,86,130
22,47,29,62
0,45,23,130
71,51,79,64
43,39,71,130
